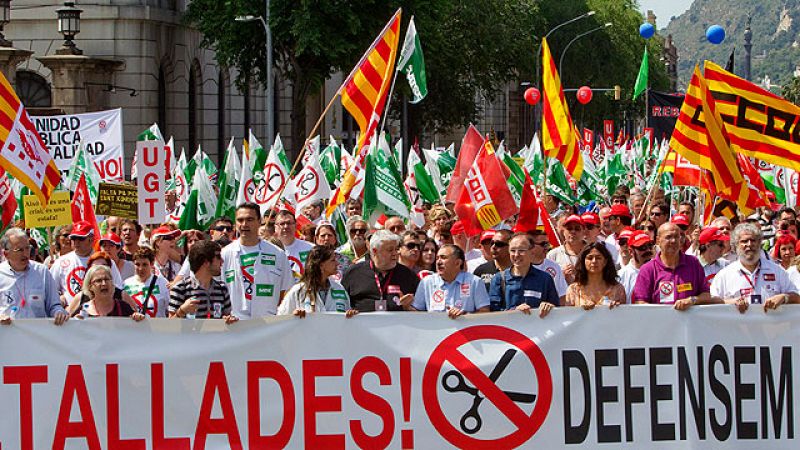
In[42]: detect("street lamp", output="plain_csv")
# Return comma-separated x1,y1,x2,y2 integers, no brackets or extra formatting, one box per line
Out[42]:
235,0,273,146
0,1,11,48
559,22,613,76
56,1,82,55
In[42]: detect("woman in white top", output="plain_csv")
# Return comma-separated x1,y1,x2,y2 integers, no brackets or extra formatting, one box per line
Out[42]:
151,226,182,283
278,245,358,318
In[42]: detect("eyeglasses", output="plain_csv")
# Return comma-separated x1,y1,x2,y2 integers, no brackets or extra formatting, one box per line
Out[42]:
350,228,368,235
650,211,663,216
585,225,596,230
160,235,175,241
403,242,420,250
92,277,113,285
633,244,654,252
70,236,88,241
490,241,509,248
59,234,70,239
618,239,629,246
8,245,30,253
532,241,550,248
509,248,531,254
643,226,656,231
565,227,583,233
215,225,233,232
678,225,689,231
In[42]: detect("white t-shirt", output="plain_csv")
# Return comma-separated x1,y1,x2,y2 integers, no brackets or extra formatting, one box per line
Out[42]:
277,279,351,315
546,246,580,270
617,263,640,304
50,251,90,303
467,256,487,273
222,239,293,318
700,257,729,285
123,274,170,318
787,266,800,290
117,260,135,282
532,259,568,297
711,257,797,303
284,238,314,277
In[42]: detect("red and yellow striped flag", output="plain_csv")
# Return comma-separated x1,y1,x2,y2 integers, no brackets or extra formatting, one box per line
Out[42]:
327,9,402,214
0,70,60,207
669,66,742,193
541,38,583,180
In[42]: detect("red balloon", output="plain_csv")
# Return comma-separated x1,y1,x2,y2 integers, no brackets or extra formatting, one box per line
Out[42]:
523,87,540,105
577,86,593,104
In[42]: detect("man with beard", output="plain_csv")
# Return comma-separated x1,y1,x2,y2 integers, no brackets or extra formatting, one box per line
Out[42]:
697,227,730,284
618,231,654,303
631,223,715,310
338,217,369,263
119,219,142,261
711,223,799,313
473,230,512,294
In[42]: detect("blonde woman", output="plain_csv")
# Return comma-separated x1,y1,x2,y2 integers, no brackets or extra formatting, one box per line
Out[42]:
71,265,145,320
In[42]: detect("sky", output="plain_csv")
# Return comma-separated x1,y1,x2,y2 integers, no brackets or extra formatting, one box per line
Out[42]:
638,0,694,27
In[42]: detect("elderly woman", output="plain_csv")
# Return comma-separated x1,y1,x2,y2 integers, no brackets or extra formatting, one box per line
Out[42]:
151,226,182,282
44,224,73,268
70,265,144,320
277,245,357,317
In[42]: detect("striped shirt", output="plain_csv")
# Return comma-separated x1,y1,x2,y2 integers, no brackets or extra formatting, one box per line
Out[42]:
169,274,231,319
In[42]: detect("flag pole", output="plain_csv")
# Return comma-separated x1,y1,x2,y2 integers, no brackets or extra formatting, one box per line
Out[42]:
637,146,673,224
379,60,401,133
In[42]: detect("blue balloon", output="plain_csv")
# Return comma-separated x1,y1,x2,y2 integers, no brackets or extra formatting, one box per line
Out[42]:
706,25,725,44
639,23,655,39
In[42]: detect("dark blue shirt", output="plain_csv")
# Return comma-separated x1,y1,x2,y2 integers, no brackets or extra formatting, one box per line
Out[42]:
488,265,560,311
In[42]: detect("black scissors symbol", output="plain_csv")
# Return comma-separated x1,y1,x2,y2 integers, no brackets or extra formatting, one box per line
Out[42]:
441,348,537,434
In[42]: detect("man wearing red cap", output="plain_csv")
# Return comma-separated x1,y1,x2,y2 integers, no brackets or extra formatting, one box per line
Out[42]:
451,221,482,271
697,227,730,284
582,211,619,265
222,203,293,318
546,214,586,284
50,220,96,305
618,231,654,303
99,232,135,281
604,204,633,254
669,213,692,250
466,230,495,273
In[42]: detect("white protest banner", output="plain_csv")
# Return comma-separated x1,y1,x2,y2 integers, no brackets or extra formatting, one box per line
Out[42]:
32,108,124,181
136,140,165,224
0,306,796,449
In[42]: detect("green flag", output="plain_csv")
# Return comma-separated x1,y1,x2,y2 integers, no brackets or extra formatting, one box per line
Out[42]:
178,188,201,231
136,123,164,141
247,130,268,174
761,163,787,204
408,147,440,204
67,141,101,204
363,134,411,222
633,46,648,101
397,16,428,104
546,159,576,204
497,144,525,204
604,153,626,196
193,166,217,230
422,144,456,198
320,136,342,186
214,138,241,220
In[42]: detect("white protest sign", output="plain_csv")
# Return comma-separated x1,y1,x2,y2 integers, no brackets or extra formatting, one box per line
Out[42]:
0,307,796,449
33,108,124,181
136,140,165,224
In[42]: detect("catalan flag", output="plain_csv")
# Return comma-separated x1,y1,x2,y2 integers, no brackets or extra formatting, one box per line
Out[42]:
541,38,583,180
716,154,770,216
704,60,800,172
328,9,401,214
669,66,743,193
0,70,60,207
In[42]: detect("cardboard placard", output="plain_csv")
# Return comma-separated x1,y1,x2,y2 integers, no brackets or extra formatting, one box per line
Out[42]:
23,191,71,228
96,182,138,219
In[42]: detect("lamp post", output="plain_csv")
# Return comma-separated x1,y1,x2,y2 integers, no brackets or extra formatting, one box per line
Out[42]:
532,10,595,141
236,0,273,146
559,22,612,76
0,1,11,48
56,1,82,55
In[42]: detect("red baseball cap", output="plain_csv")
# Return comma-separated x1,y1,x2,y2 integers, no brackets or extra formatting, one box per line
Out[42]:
581,212,600,226
69,221,94,238
628,231,653,248
699,227,730,245
563,214,585,227
99,232,122,246
618,227,636,242
480,230,496,243
670,213,690,227
151,226,181,240
450,221,465,235
610,204,632,218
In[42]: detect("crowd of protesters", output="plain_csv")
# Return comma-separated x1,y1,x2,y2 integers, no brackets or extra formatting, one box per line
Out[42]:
1,185,798,326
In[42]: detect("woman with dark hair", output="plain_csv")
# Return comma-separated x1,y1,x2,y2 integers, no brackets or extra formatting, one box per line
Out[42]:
637,219,657,242
277,245,358,317
315,222,351,280
565,242,625,309
418,238,438,277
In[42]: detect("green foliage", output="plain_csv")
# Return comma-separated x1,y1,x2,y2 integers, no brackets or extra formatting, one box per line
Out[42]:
781,76,800,105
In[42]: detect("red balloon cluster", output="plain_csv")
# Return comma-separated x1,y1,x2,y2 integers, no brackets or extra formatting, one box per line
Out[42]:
577,86,592,104
523,87,540,105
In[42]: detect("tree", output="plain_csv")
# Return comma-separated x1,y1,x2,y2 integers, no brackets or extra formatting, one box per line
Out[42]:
781,76,800,105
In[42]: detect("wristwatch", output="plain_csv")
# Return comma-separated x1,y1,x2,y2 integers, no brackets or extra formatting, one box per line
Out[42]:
689,296,697,305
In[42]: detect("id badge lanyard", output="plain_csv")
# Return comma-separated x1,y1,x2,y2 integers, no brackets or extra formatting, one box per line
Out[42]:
740,265,760,301
370,261,395,301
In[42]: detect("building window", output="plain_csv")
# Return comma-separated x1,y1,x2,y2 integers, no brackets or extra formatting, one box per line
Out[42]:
158,65,168,137
16,71,51,108
242,77,250,136
188,61,200,153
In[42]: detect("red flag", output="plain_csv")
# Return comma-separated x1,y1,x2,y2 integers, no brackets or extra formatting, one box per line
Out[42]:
603,120,614,149
671,154,702,187
717,154,770,215
454,141,518,236
0,166,16,230
537,202,560,247
512,174,539,234
71,174,100,238
446,125,484,203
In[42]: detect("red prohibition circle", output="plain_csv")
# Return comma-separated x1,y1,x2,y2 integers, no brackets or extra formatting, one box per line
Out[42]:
422,325,552,449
